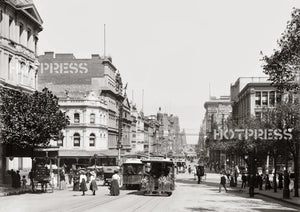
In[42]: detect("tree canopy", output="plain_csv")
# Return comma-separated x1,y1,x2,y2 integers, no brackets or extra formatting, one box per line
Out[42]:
262,8,300,92
0,87,69,149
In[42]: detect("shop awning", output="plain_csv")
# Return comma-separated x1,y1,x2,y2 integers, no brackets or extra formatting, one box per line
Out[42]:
58,149,118,158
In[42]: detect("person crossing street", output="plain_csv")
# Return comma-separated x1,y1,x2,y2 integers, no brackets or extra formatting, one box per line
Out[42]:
219,173,228,193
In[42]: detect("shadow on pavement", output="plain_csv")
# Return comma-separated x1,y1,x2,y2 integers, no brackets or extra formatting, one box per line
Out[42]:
257,210,297,212
126,190,172,197
185,207,214,211
126,191,144,196
176,178,200,185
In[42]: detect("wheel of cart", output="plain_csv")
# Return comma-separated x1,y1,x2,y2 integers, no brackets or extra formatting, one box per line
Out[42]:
34,180,52,192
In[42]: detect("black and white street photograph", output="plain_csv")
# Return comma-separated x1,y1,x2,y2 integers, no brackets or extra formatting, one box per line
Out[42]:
0,0,300,211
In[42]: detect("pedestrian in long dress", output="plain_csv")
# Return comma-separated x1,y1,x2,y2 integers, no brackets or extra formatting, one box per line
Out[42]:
241,173,247,189
258,174,263,190
73,170,80,191
79,171,87,196
278,173,283,189
22,175,27,189
89,171,98,195
16,170,21,188
60,169,66,190
110,170,120,196
29,169,35,192
219,173,228,192
9,169,16,188
265,175,272,190
193,165,197,180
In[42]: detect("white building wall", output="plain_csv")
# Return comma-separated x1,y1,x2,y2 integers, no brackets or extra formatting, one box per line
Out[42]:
59,97,108,151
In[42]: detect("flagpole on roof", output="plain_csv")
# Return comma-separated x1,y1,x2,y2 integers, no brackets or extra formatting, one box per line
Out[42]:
104,24,106,58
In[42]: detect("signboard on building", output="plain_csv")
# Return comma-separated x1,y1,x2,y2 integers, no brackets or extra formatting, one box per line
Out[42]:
38,55,105,85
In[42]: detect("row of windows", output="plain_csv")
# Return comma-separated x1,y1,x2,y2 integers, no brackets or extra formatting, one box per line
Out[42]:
2,52,35,88
0,10,37,52
58,133,106,147
255,91,281,107
73,113,106,124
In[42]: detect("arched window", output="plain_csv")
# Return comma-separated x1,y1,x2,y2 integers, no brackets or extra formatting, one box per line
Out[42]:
74,113,80,123
89,133,95,147
73,133,80,147
90,113,95,124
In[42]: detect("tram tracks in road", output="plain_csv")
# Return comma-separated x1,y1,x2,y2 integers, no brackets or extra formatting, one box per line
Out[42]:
42,192,129,212
127,196,160,212
64,194,130,212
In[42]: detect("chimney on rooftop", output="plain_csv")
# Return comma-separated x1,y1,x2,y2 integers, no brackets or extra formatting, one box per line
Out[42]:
44,52,54,58
55,53,75,59
91,54,101,59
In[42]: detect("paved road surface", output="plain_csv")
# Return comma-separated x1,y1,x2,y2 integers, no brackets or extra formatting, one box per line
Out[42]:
0,172,298,212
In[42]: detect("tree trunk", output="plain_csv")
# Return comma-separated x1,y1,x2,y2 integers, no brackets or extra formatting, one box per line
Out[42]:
273,155,277,193
283,155,290,199
293,142,299,197
249,156,255,197
31,146,35,171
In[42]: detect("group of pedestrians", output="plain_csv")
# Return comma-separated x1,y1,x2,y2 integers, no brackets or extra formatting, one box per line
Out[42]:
188,165,205,184
72,169,98,196
239,170,294,191
72,168,121,196
8,169,27,190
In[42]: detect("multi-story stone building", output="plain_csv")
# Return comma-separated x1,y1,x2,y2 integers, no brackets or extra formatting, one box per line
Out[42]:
144,115,160,154
38,53,127,165
231,77,300,186
156,108,183,155
130,107,145,153
0,0,43,184
203,96,232,170
129,104,138,152
118,97,131,153
230,77,284,172
49,90,111,167
230,77,277,124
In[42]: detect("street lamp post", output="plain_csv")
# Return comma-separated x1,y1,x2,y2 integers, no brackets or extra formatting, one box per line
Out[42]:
244,154,254,197
93,154,98,171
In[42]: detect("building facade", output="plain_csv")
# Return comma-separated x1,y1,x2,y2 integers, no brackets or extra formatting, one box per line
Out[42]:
156,108,183,156
38,53,127,164
203,96,232,170
230,77,287,173
230,77,277,124
49,90,110,167
0,0,43,184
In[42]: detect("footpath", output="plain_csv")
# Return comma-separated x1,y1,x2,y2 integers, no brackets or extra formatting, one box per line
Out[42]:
0,179,105,197
205,172,300,208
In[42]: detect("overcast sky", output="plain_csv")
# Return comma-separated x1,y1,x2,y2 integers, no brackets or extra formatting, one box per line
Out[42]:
34,0,300,144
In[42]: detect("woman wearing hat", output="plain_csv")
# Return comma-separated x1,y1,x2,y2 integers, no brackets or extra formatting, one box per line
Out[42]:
79,171,88,196
89,171,98,195
110,170,120,196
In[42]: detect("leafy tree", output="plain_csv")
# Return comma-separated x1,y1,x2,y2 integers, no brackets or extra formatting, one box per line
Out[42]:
262,8,300,92
274,100,300,197
0,87,69,158
261,107,289,193
225,116,271,197
262,8,300,197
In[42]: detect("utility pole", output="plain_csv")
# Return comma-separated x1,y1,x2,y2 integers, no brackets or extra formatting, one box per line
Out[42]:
104,24,106,58
117,102,123,165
